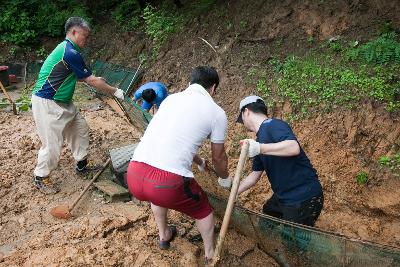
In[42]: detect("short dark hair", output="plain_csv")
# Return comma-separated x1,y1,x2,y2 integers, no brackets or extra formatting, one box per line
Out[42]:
142,88,156,103
190,66,219,90
242,99,268,116
65,17,90,33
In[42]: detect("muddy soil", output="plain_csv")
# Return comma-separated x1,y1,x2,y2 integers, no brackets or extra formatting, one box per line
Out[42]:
0,87,278,266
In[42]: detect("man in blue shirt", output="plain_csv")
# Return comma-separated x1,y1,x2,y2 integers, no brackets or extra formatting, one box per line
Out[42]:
132,82,168,112
236,96,323,226
32,17,124,194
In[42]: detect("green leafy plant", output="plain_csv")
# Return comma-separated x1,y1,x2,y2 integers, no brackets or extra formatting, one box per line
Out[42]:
264,53,400,117
36,46,47,58
112,0,141,31
194,0,215,12
356,171,369,185
239,20,248,29
346,32,400,64
14,85,32,112
378,154,400,176
138,53,148,64
9,47,17,56
0,0,89,45
328,41,342,52
256,79,267,95
143,5,182,56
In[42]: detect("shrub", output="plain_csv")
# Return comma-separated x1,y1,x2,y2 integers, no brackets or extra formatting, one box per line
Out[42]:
143,5,182,55
0,0,89,45
346,32,400,64
112,0,141,31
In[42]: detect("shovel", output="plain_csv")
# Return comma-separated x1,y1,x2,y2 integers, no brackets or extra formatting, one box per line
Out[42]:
210,140,249,266
50,158,111,219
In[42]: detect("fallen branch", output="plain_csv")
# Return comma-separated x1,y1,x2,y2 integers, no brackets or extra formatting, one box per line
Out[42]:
199,37,217,53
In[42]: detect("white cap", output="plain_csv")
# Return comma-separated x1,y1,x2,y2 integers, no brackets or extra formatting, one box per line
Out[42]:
237,95,265,123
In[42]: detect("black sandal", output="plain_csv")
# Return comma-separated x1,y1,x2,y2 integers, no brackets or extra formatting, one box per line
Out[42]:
159,225,177,250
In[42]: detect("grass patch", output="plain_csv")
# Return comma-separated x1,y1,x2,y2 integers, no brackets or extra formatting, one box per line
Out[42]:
268,54,400,118
378,154,400,176
249,30,400,119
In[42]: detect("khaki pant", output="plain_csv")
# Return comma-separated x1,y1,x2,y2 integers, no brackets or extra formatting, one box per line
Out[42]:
32,95,89,177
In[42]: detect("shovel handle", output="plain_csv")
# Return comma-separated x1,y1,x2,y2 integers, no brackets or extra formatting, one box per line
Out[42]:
211,140,249,266
0,81,17,115
69,158,111,211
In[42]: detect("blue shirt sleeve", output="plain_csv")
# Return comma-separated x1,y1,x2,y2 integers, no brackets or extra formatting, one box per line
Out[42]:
252,155,264,171
155,84,168,107
63,47,92,79
271,120,297,142
134,88,143,100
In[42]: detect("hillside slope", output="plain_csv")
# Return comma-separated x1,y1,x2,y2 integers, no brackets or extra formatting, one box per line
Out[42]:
88,0,400,246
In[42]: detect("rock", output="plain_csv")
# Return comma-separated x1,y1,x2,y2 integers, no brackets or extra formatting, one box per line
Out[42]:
133,251,150,267
180,252,198,267
226,232,255,257
100,202,148,223
18,216,25,225
175,238,200,257
149,255,172,267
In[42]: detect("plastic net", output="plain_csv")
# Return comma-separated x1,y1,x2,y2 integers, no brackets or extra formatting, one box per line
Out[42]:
88,60,152,132
26,61,43,83
208,194,400,267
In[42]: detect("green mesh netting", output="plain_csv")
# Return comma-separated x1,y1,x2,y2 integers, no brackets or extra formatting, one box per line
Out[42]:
26,61,43,82
208,194,400,267
89,60,152,132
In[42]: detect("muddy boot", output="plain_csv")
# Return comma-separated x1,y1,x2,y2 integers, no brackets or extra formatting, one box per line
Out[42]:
75,159,101,176
33,176,60,195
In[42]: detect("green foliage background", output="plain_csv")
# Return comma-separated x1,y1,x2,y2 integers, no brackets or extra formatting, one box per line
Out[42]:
0,0,89,45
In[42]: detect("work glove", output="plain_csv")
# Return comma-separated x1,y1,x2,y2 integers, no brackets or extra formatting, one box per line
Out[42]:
197,157,207,172
241,139,261,158
114,88,125,100
218,177,232,188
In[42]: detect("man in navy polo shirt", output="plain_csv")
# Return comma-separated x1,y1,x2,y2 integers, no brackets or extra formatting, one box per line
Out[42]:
237,96,323,226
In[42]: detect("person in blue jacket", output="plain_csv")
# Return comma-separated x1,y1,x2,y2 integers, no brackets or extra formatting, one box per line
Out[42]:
133,82,168,113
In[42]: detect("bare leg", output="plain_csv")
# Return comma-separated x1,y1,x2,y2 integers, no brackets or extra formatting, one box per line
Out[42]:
151,203,172,241
196,212,215,259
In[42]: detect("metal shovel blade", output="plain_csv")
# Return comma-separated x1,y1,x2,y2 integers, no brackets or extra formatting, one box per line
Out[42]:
50,205,72,219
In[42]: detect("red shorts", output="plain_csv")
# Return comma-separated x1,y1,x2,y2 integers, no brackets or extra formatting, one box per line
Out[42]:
127,161,213,219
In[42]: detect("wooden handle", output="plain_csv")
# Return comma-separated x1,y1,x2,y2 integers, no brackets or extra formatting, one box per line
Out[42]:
69,158,111,211
0,81,17,115
211,141,249,266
